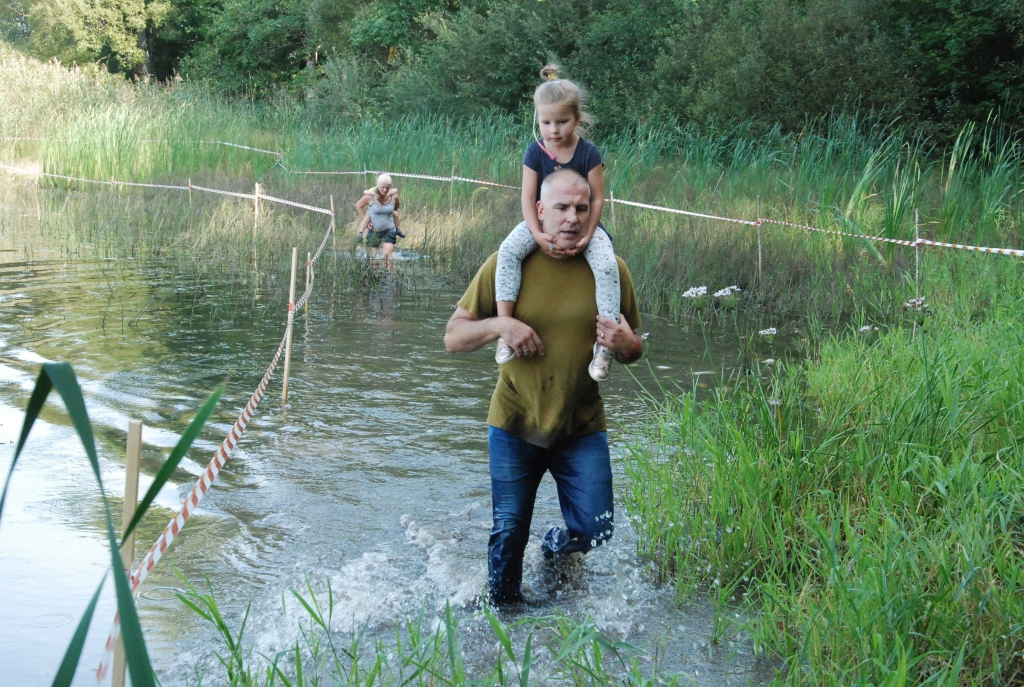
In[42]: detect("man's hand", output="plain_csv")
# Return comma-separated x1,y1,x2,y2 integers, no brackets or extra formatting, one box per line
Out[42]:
596,314,639,357
445,308,544,357
500,317,546,358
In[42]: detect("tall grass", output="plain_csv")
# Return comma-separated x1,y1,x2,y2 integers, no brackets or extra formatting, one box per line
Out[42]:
624,289,1024,684
3,45,1023,319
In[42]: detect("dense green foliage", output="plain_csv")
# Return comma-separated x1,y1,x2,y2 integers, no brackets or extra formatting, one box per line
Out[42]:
625,271,1024,683
3,0,1023,135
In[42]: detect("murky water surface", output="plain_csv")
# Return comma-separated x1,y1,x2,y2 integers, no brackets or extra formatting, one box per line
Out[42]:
0,188,784,685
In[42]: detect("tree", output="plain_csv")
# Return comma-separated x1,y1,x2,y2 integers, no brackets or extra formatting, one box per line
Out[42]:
26,0,169,76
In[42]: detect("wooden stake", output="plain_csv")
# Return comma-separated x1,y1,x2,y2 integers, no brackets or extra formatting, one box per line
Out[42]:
330,195,336,255
112,419,143,687
282,247,298,405
915,208,920,300
756,195,762,285
188,178,192,207
449,165,455,217
305,251,310,314
253,182,260,238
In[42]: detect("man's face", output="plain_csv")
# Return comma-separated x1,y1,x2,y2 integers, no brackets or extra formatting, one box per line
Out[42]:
536,177,591,252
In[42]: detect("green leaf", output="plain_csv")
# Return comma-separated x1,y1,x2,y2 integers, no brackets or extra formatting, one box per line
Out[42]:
123,384,225,540
51,573,106,687
6,364,159,687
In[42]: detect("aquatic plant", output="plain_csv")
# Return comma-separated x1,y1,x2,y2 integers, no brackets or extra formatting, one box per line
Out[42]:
0,363,222,687
176,577,685,686
625,301,1024,684
713,286,741,311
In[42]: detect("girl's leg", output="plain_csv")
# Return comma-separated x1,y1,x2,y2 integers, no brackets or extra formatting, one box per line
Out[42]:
496,222,540,318
583,229,620,322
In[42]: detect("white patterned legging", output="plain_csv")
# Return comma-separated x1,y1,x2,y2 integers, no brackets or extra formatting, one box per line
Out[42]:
496,221,620,322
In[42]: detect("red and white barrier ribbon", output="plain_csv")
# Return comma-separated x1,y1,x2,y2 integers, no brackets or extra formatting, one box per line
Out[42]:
453,176,519,189
94,202,335,686
258,191,334,216
757,217,922,246
609,197,759,226
917,239,1024,258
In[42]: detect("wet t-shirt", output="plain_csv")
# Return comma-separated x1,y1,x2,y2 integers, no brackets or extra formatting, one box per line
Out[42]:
523,137,603,203
458,251,641,448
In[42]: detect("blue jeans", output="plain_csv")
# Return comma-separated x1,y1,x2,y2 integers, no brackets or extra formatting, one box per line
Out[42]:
487,427,614,604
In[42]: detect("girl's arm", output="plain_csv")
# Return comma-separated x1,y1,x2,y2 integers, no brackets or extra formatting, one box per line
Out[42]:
355,194,371,234
392,192,401,228
521,166,556,246
574,164,605,251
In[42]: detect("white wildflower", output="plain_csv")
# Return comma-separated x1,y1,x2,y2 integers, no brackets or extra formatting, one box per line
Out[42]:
713,285,741,298
682,286,708,298
758,327,777,336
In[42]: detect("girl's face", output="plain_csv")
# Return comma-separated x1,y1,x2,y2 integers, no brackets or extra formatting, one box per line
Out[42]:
376,181,392,195
537,102,580,147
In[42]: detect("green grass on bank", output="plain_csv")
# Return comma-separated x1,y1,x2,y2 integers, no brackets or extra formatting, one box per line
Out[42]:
625,276,1024,685
2,45,1023,320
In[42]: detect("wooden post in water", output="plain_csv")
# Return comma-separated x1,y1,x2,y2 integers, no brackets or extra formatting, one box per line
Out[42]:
305,251,311,314
330,195,336,255
112,420,143,687
756,196,762,285
282,247,298,405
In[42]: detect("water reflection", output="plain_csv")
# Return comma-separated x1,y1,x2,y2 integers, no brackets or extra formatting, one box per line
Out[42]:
0,189,784,685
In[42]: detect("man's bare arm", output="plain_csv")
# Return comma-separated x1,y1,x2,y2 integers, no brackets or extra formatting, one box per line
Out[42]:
445,307,545,357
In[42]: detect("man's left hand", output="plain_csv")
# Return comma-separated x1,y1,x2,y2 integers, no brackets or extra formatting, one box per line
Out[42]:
596,314,639,357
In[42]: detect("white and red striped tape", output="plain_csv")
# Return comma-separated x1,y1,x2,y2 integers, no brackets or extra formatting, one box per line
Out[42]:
610,197,759,226
757,217,922,246
93,198,335,686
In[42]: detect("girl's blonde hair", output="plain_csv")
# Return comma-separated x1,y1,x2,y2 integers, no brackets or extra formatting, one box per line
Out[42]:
533,64,593,134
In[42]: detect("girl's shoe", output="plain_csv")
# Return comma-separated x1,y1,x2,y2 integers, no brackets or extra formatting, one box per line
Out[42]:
588,342,614,381
495,337,516,364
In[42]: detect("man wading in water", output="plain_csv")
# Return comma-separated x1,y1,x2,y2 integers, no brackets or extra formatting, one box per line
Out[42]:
444,169,645,605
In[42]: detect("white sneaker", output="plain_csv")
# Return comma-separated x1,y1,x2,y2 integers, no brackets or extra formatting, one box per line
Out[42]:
589,342,614,381
495,337,516,364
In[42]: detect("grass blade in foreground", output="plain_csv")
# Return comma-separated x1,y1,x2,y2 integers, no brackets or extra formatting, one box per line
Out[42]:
2,363,222,687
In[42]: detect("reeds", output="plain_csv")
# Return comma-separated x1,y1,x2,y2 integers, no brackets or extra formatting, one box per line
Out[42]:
4,46,1022,320
176,577,682,687
624,298,1024,684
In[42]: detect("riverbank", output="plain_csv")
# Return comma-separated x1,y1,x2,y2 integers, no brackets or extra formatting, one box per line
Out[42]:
625,287,1024,684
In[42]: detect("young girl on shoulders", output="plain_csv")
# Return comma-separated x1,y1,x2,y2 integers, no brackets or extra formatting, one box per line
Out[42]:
494,64,620,381
355,173,406,260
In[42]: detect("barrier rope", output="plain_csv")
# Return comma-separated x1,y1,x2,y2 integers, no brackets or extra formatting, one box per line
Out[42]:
757,217,923,247
609,197,759,226
916,238,1024,258
94,212,333,685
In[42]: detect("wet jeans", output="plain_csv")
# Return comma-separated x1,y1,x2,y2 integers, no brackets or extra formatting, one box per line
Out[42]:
487,427,614,604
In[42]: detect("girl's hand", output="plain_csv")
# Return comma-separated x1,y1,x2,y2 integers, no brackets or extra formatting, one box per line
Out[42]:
530,228,566,256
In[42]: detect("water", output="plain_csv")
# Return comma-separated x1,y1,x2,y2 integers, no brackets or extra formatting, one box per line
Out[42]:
0,187,783,685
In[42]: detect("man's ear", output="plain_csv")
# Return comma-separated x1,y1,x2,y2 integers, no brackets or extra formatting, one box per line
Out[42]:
536,200,544,223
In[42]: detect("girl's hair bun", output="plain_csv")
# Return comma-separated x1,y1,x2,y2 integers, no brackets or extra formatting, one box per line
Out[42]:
539,64,560,81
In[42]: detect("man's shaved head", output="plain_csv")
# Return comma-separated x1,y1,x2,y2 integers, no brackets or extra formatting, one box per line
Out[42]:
540,169,590,203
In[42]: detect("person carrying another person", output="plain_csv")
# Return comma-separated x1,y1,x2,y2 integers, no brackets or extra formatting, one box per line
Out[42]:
444,169,646,606
494,64,621,382
355,173,406,261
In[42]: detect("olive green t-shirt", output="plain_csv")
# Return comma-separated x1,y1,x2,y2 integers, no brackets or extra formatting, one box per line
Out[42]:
458,251,642,448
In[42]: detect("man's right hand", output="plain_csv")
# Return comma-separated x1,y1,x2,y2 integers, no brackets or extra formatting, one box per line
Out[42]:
498,317,545,358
